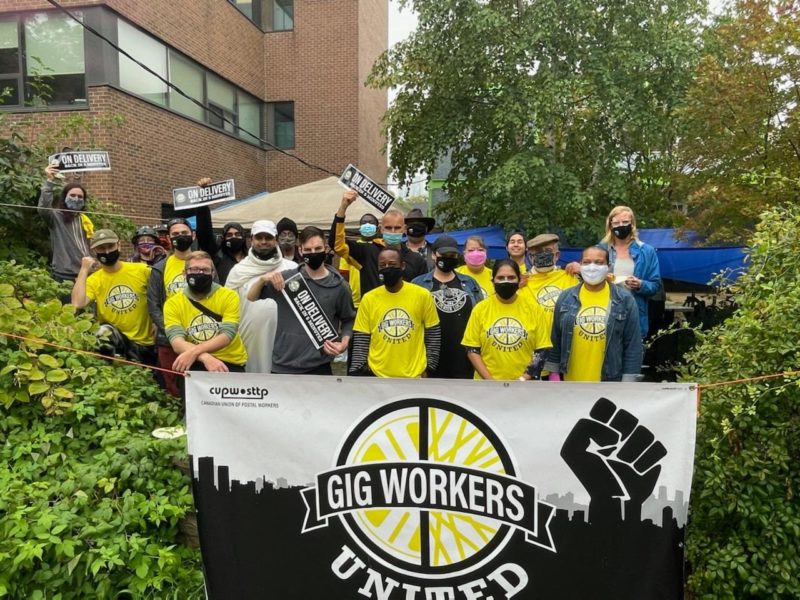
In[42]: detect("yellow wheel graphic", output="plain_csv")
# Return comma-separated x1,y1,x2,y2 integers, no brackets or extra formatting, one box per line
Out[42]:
106,285,136,310
489,317,525,348
576,306,607,336
188,314,218,342
342,401,511,572
536,285,561,309
378,308,413,340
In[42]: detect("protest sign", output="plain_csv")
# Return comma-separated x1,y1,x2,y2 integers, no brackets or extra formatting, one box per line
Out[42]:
340,164,395,213
187,375,696,599
281,273,339,349
49,151,111,173
173,179,236,211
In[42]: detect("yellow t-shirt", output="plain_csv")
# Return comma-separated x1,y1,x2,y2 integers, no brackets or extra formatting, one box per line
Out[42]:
86,262,154,346
163,286,248,366
455,265,492,299
339,257,362,308
565,283,611,382
163,254,187,298
354,282,439,378
461,293,551,380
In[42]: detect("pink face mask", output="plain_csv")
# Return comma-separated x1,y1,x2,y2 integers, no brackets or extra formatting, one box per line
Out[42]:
464,249,487,267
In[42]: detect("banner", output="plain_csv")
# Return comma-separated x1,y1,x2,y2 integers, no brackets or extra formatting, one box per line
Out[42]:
49,150,111,173
281,273,339,349
340,164,395,212
186,375,696,600
173,179,236,211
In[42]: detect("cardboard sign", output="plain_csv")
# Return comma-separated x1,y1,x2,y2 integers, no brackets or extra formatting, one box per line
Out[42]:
339,164,395,213
49,151,111,173
173,179,236,211
281,272,339,348
187,375,697,599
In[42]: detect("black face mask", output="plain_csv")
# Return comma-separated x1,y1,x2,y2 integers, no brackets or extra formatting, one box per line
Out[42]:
186,273,213,295
303,251,327,270
253,246,278,261
436,256,458,273
533,251,556,269
171,235,193,252
407,224,427,238
379,267,404,288
612,224,633,240
494,281,518,300
96,250,120,266
225,237,245,253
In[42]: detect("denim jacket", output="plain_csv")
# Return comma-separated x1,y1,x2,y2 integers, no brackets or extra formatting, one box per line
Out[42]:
544,283,643,381
598,239,661,338
411,271,484,306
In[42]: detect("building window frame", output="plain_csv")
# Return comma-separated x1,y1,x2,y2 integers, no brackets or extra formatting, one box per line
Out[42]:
266,101,294,149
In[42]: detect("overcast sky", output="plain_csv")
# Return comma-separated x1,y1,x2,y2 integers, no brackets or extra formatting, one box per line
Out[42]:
389,1,418,47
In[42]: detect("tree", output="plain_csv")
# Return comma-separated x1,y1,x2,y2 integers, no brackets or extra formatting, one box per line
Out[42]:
369,0,705,243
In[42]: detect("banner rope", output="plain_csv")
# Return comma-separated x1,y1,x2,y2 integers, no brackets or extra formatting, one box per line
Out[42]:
696,370,800,390
0,331,186,377
0,201,170,225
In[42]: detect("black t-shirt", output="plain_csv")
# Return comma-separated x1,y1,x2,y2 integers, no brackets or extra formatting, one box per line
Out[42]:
430,275,475,379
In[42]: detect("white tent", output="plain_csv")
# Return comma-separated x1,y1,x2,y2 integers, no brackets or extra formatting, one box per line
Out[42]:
210,176,387,230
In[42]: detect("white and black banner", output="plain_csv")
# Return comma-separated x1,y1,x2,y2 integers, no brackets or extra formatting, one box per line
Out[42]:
186,375,697,600
173,179,236,211
49,150,111,173
281,273,338,348
340,164,395,212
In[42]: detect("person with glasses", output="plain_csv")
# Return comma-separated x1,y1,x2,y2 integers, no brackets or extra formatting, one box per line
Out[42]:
38,160,93,291
164,251,247,375
598,206,661,339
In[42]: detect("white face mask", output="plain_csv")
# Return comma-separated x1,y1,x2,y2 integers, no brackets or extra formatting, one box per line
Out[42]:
580,264,608,285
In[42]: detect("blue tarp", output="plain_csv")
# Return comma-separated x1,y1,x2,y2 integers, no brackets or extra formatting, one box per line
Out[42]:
428,227,748,286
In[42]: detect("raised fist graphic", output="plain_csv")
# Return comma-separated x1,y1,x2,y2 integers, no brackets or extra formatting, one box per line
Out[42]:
561,398,667,523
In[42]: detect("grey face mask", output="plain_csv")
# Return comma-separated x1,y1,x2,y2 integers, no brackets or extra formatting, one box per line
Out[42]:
65,196,85,211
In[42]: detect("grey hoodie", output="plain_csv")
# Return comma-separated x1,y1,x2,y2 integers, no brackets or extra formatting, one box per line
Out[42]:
38,181,92,278
259,264,355,374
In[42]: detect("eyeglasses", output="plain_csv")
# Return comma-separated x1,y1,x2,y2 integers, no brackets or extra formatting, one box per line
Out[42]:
186,268,213,275
610,220,632,227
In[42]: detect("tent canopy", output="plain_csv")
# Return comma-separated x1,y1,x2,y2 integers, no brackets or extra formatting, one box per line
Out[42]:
210,176,383,229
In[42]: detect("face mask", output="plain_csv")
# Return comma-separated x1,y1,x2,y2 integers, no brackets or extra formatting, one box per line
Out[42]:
253,246,278,261
278,233,296,246
532,250,556,272
580,264,609,285
303,251,327,270
171,235,193,252
383,232,404,246
137,242,155,254
464,249,487,267
436,256,458,273
95,250,120,266
379,266,404,287
186,273,213,295
65,196,84,211
225,237,245,253
407,224,427,238
612,224,633,240
359,223,377,238
494,281,518,300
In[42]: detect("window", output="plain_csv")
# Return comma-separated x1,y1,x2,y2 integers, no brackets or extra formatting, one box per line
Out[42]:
118,20,167,106
0,19,20,106
168,50,204,120
23,12,86,106
237,91,262,144
267,101,294,149
207,74,236,133
267,0,293,31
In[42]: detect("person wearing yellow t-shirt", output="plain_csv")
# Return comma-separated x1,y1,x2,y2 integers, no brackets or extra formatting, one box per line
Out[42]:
71,229,156,365
164,251,247,374
349,247,440,378
544,246,643,382
461,259,551,380
520,233,579,323
506,231,529,276
455,235,492,299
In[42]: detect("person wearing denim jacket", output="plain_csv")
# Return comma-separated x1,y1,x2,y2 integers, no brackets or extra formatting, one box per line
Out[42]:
597,206,661,339
544,255,643,381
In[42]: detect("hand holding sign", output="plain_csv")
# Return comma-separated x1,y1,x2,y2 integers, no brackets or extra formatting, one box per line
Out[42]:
560,397,667,523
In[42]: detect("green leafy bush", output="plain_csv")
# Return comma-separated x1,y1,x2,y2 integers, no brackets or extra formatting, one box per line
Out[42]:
0,262,204,598
683,206,800,599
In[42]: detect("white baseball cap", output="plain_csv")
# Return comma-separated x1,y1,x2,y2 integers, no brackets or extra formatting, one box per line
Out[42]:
251,220,278,237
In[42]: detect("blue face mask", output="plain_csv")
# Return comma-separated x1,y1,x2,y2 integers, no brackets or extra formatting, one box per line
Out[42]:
382,232,404,246
359,223,377,237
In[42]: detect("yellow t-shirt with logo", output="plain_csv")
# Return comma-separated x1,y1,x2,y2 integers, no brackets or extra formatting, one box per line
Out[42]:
461,294,551,380
565,283,611,382
354,283,439,378
520,269,578,322
86,262,154,346
163,286,248,366
455,265,492,299
163,254,187,298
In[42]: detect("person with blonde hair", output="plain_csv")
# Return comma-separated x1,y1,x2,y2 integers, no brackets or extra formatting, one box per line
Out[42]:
455,235,492,298
598,205,661,338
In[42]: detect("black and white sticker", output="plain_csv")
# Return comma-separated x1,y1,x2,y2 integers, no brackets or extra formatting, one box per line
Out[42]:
173,179,236,211
49,151,111,173
339,164,395,213
282,273,338,349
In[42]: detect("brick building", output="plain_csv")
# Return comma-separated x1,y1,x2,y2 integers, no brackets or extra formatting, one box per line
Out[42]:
0,0,388,225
